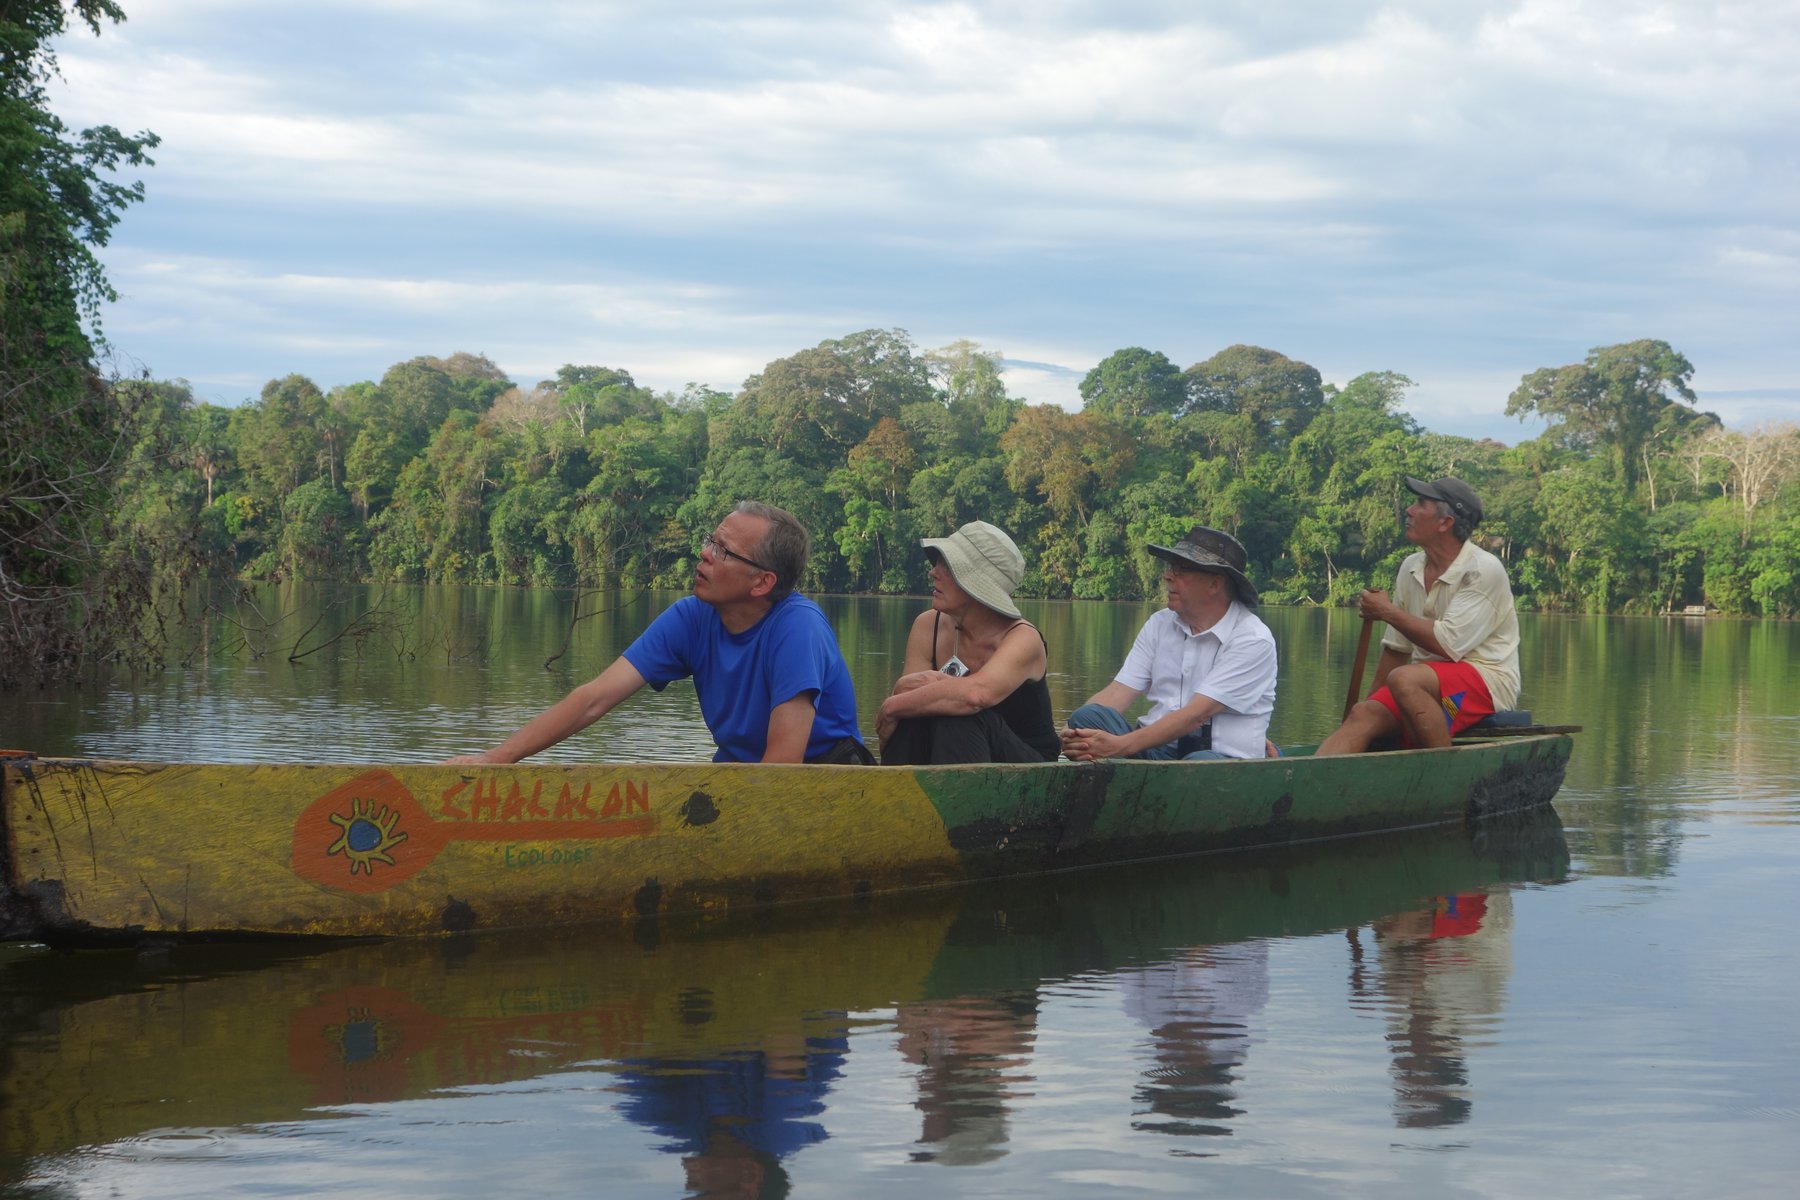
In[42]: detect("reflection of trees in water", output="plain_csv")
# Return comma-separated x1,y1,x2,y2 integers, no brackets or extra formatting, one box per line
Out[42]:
1120,942,1269,1139
895,990,1040,1165
1533,614,1800,881
1350,891,1514,1129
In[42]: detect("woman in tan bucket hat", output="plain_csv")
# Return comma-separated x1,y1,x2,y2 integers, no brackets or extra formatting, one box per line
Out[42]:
877,521,1059,764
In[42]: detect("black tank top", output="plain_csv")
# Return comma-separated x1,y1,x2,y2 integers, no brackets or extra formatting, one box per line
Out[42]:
932,612,1060,761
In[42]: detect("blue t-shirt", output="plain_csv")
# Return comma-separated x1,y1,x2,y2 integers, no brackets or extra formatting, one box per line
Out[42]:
622,593,864,763
613,1039,848,1160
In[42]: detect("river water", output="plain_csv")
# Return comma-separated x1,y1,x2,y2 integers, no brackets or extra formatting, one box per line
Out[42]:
3,587,1798,1197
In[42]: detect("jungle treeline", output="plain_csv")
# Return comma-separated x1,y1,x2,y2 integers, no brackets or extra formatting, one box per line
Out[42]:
112,332,1798,620
11,4,1797,692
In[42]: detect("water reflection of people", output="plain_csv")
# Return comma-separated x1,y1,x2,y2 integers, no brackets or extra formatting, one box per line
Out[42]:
612,989,847,1199
1349,890,1514,1128
893,990,1040,1164
1120,941,1269,1137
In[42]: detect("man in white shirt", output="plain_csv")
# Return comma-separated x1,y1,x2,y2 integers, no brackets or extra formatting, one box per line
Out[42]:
1061,526,1277,762
1317,476,1521,755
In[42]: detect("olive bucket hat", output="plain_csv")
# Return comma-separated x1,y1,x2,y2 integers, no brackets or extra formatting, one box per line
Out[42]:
1146,525,1259,607
920,521,1025,619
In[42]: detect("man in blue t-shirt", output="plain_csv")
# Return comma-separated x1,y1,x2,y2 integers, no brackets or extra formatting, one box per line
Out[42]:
450,501,869,765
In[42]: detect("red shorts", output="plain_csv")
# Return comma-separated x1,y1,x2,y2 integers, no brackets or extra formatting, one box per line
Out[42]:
1369,661,1495,746
1430,894,1489,938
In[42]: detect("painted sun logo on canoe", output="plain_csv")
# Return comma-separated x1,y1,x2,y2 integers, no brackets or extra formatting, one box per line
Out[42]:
322,1005,402,1066
326,797,410,876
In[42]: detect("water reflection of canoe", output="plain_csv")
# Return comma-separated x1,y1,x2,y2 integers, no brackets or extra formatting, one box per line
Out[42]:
0,733,1572,942
0,808,1569,1177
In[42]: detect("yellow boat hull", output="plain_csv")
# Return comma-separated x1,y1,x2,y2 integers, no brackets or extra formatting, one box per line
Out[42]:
1,735,1573,941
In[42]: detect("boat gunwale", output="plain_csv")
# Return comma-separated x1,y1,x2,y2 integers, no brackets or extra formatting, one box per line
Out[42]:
0,728,1576,773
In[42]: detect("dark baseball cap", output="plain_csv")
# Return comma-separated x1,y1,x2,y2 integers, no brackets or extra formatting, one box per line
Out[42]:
1404,476,1483,526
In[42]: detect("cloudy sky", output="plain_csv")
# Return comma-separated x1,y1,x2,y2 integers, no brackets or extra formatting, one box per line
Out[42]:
51,0,1799,440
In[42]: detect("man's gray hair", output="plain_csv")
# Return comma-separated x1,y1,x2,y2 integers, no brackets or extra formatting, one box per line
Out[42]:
737,500,809,600
1433,499,1476,543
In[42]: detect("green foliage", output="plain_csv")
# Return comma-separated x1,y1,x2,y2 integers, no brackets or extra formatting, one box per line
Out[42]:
1747,517,1800,617
721,330,933,492
41,309,1800,634
925,339,1017,451
1695,502,1753,612
490,477,573,587
2,1,163,686
1527,465,1646,612
1184,345,1326,456
235,374,327,500
1079,347,1185,418
1506,339,1714,497
276,479,356,581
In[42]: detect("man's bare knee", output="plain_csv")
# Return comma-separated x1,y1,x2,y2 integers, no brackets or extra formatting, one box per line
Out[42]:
1387,665,1441,704
1349,698,1398,733
1318,699,1399,755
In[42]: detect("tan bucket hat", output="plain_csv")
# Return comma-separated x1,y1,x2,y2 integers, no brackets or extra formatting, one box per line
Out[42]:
920,522,1025,619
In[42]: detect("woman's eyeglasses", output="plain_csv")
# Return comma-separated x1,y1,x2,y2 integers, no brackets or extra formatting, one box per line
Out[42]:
702,533,774,574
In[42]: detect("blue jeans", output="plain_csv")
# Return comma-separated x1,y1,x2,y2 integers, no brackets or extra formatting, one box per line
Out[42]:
1065,703,1229,761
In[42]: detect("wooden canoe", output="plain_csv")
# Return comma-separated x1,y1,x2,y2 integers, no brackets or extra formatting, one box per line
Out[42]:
0,733,1573,943
1,807,1570,1166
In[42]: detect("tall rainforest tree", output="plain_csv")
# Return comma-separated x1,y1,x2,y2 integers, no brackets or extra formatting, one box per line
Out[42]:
1183,344,1327,460
1079,347,1185,418
1505,340,1716,497
706,330,935,591
924,338,1017,453
2,1,160,686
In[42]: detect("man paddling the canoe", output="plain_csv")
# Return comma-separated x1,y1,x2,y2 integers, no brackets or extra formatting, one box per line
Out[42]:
1316,476,1520,755
449,501,871,765
1061,526,1277,762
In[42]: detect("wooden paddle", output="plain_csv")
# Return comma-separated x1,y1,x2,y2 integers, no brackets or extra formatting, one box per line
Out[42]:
1342,616,1375,721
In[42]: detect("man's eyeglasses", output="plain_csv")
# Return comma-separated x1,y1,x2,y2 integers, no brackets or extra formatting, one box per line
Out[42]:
702,533,774,574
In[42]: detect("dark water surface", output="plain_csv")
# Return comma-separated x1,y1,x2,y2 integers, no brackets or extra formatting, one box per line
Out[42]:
3,589,1798,1197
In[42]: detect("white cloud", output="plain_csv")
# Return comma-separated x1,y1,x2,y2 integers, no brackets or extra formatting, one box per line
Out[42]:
37,1,1799,436
1714,228,1800,288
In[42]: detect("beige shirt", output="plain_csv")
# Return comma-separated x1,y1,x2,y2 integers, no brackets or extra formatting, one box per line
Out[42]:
1382,539,1521,710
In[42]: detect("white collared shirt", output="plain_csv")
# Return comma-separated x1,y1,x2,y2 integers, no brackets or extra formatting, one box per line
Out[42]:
1381,539,1522,710
1114,601,1278,759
